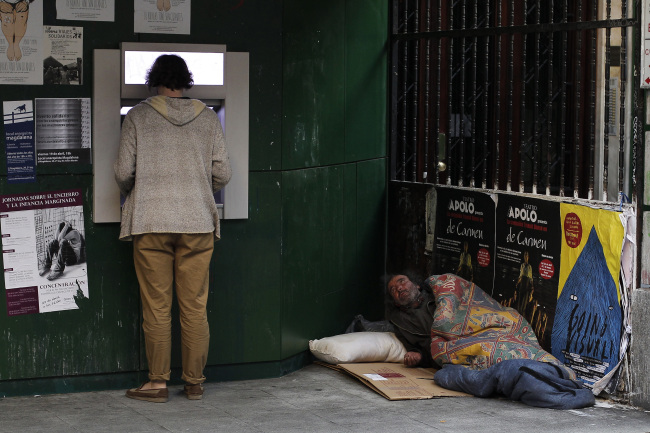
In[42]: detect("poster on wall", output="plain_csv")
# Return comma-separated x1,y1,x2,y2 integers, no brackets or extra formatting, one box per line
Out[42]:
492,194,561,351
550,203,625,389
432,187,496,294
1,189,89,316
35,98,91,164
43,26,83,85
55,0,115,21
134,0,191,35
0,0,44,85
3,100,36,184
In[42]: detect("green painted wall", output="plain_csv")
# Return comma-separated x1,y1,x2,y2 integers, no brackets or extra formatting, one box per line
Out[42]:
281,0,387,356
281,159,387,357
0,0,387,394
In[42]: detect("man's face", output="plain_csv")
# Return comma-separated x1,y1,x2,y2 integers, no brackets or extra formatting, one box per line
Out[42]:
388,275,420,307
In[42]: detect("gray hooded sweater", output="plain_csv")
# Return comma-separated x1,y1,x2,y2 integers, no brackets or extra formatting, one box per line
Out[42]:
114,95,232,241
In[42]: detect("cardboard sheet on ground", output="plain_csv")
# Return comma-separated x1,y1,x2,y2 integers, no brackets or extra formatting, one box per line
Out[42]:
336,362,471,400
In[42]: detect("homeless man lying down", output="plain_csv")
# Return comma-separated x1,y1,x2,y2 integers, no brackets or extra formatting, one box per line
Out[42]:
385,272,595,409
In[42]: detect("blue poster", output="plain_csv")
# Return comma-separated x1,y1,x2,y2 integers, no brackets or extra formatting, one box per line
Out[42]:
3,100,36,183
551,204,624,389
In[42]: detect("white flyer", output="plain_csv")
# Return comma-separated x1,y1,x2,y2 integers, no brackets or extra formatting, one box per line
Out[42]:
55,0,115,22
134,0,191,35
1,189,89,315
0,0,44,85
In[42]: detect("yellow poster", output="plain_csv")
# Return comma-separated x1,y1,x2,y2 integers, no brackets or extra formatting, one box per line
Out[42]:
558,204,623,301
552,203,624,388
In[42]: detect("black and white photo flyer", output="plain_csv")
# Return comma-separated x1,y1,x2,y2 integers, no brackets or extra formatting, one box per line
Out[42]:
44,26,83,85
1,189,89,316
35,98,92,164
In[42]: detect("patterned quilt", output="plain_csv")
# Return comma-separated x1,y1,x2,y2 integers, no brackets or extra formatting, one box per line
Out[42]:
427,274,573,378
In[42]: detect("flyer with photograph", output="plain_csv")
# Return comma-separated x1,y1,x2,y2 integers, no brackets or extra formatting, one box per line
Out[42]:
493,194,561,351
134,0,191,34
43,26,83,85
35,98,92,164
56,0,115,21
1,189,89,316
0,0,44,85
432,186,496,294
3,100,36,184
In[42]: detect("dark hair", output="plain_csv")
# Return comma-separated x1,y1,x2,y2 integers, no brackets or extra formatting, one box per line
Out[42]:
382,270,425,316
145,54,194,91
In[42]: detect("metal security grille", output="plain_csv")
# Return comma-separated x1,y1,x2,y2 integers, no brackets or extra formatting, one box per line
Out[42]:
390,0,639,202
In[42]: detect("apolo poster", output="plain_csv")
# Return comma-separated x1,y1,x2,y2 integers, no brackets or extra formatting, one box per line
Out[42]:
493,194,561,350
432,187,496,294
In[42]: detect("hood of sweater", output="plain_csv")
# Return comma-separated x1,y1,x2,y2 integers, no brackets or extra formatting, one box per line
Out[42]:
143,95,207,126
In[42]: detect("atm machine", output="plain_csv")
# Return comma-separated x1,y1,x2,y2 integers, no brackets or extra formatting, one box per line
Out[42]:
92,42,249,223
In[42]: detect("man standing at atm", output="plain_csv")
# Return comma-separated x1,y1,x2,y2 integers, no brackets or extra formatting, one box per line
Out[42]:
114,54,231,403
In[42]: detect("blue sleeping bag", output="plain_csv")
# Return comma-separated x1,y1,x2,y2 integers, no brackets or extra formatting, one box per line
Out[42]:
434,359,595,409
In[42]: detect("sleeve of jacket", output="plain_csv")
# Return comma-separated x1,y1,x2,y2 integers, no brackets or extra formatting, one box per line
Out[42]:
393,325,419,353
211,118,232,193
392,319,435,367
114,113,137,197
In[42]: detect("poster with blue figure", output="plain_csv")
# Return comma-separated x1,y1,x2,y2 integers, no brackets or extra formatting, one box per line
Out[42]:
552,204,624,389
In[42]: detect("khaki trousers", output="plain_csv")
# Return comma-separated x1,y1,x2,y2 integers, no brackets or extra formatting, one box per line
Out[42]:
133,233,214,384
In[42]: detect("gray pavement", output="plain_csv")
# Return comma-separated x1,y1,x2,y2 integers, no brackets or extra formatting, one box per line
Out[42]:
1,363,649,433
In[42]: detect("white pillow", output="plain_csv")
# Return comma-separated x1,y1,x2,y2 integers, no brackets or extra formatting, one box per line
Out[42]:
309,332,407,364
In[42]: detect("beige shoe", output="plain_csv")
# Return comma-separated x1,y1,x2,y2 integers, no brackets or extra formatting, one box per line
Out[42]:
126,384,168,403
183,383,204,400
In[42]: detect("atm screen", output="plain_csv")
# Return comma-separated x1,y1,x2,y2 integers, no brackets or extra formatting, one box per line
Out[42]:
124,50,224,86
120,43,226,100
